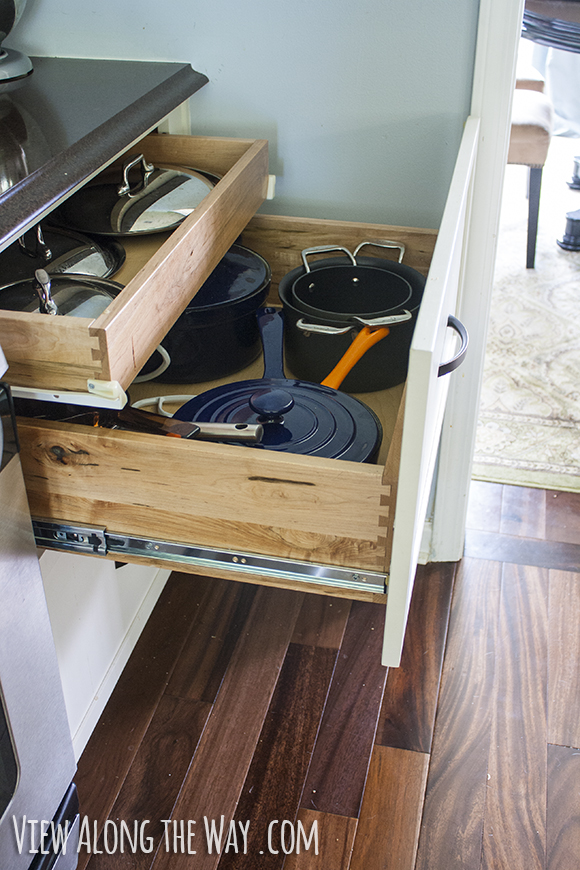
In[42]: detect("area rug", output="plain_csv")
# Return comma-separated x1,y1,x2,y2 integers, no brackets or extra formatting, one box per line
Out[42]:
471,136,580,491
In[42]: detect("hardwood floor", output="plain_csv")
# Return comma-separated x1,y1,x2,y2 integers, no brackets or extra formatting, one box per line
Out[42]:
74,481,580,869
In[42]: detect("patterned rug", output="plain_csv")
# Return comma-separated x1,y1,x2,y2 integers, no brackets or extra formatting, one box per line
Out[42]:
472,135,580,491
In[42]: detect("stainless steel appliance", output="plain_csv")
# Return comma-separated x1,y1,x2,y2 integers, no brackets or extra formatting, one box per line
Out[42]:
0,360,79,869
0,0,32,82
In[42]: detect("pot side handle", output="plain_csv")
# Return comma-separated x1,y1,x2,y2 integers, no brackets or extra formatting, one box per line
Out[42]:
438,315,468,377
301,246,357,271
352,239,406,264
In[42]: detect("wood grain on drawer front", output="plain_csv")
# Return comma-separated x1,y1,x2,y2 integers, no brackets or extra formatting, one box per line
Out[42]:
18,419,392,573
0,135,268,393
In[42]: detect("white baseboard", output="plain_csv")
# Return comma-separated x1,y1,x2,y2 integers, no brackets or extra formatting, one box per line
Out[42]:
71,568,170,760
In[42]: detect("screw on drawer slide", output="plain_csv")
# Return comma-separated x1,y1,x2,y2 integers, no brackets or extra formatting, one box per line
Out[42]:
32,519,388,595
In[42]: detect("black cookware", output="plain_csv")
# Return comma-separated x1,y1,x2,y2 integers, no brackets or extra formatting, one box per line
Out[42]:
141,244,271,383
279,240,426,392
173,307,383,462
290,245,414,323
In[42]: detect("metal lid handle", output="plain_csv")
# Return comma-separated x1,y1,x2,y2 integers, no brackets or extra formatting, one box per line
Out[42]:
117,154,155,198
34,269,58,315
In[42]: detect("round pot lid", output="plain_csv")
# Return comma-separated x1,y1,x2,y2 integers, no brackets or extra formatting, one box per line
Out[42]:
0,272,123,317
291,263,413,322
55,154,215,236
0,225,125,286
173,308,382,461
174,378,382,461
279,252,426,317
186,244,271,311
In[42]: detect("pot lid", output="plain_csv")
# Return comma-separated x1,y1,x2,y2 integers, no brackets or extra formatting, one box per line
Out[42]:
174,377,381,460
55,154,214,236
173,308,382,461
187,244,271,310
291,264,413,321
0,225,125,286
279,251,426,316
0,271,122,317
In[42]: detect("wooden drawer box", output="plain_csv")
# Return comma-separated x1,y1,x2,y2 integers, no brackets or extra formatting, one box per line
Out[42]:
18,211,437,579
16,119,478,667
18,211,435,578
0,134,269,394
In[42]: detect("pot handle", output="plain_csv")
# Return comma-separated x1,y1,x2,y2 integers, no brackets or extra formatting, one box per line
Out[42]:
132,344,171,383
34,269,58,315
353,310,412,327
18,224,52,262
258,306,287,379
296,312,412,333
438,315,469,377
301,245,357,272
353,239,406,264
296,318,353,336
321,326,390,390
117,154,155,198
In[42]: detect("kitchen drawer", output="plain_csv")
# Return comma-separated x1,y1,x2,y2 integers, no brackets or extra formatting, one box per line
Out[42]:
17,118,478,666
0,133,269,395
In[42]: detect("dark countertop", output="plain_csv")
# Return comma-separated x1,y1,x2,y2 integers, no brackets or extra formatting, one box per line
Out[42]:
0,56,208,252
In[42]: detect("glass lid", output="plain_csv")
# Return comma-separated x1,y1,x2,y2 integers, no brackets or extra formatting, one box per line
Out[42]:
55,154,215,236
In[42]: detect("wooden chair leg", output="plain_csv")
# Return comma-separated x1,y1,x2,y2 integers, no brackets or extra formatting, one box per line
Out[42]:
527,166,542,268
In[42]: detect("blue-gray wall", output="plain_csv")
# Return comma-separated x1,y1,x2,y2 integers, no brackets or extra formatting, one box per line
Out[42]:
9,0,480,228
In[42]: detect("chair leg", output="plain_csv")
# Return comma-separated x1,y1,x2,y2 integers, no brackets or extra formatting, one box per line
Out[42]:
526,166,542,268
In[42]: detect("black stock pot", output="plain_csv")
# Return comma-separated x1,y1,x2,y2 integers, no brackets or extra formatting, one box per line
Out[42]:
278,240,426,392
141,244,271,383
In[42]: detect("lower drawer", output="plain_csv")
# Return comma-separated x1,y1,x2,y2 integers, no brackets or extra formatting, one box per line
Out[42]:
17,212,437,603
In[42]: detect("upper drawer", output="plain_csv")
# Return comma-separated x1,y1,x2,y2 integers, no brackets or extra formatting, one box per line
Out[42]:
0,134,269,395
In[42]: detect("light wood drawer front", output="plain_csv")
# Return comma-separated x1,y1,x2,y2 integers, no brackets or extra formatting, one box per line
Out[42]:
0,134,269,393
19,419,390,573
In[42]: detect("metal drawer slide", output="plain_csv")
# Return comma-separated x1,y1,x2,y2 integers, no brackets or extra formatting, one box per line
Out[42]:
32,519,388,595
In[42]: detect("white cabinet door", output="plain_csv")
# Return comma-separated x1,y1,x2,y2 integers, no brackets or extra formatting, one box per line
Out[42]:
382,117,479,667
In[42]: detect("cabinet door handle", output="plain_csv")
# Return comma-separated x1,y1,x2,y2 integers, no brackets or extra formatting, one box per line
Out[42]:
438,315,468,377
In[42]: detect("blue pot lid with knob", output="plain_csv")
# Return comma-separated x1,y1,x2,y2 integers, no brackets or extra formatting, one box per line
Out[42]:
173,307,382,461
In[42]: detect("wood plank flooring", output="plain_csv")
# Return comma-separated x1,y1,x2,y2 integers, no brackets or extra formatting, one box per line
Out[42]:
74,481,580,869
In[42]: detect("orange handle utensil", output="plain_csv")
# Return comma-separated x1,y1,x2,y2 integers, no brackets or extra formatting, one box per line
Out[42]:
321,325,390,390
